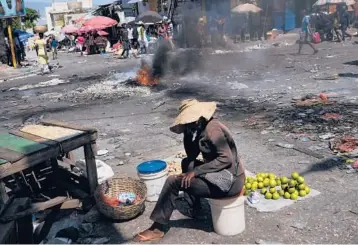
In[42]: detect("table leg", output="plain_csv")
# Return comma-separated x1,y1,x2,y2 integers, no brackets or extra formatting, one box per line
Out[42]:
83,143,98,195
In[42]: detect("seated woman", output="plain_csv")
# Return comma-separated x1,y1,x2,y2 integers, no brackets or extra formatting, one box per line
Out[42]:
135,99,246,242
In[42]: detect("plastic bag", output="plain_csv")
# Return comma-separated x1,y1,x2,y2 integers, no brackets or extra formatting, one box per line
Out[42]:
75,159,114,184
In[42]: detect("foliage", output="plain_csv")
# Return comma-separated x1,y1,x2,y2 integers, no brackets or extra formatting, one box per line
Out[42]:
1,8,40,30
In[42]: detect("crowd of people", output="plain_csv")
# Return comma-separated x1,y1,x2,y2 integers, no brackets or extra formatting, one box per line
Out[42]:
4,30,26,67
298,5,355,54
61,17,175,59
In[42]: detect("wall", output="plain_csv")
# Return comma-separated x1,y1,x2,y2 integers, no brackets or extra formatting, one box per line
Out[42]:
45,7,53,30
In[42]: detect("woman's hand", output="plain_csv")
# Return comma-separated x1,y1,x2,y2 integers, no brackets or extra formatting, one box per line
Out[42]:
181,172,195,189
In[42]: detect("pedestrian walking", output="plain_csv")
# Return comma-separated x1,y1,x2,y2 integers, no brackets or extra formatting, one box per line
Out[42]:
76,34,85,56
120,24,130,58
51,36,58,60
340,6,352,41
35,33,50,74
4,36,12,67
127,24,134,47
298,10,318,55
137,21,148,54
165,18,175,50
14,33,22,67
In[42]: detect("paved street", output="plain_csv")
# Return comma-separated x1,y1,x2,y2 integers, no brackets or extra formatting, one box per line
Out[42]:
1,36,358,243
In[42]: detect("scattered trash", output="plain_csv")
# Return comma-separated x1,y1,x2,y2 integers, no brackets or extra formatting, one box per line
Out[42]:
319,133,335,140
97,149,109,156
117,160,125,166
321,113,343,120
10,78,68,91
276,143,294,149
124,152,131,157
152,101,166,110
332,136,358,153
248,192,260,204
75,159,114,184
293,94,335,107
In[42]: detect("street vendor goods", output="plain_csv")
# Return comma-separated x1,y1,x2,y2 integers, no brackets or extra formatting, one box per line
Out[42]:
95,177,146,220
244,171,311,201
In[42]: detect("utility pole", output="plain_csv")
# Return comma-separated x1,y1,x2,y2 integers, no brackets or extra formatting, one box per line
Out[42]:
7,19,17,69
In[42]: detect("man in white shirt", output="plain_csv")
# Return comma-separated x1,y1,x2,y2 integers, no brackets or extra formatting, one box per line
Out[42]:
127,24,134,47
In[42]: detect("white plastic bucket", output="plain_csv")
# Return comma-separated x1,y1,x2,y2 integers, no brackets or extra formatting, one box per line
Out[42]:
137,168,168,202
208,196,245,236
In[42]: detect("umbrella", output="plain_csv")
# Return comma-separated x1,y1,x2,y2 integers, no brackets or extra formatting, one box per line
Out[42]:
77,25,99,34
313,0,356,6
13,29,34,43
82,16,118,29
135,11,163,24
98,30,109,36
61,24,79,34
231,3,262,13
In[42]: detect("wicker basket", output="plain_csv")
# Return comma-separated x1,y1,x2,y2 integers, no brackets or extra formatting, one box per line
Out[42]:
94,177,147,220
33,25,48,33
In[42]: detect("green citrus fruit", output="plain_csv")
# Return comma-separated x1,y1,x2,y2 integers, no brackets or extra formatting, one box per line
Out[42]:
269,179,277,188
245,183,252,190
258,182,264,189
289,180,297,187
284,192,291,199
288,187,296,194
305,186,311,194
261,188,267,195
298,184,306,190
281,176,289,184
265,192,272,199
272,192,280,200
269,187,277,194
290,192,298,200
297,176,305,184
281,184,288,191
278,190,285,196
248,178,254,183
299,190,307,197
244,189,250,196
263,178,270,187
257,176,264,182
251,182,258,190
268,173,276,179
276,179,281,186
291,172,300,180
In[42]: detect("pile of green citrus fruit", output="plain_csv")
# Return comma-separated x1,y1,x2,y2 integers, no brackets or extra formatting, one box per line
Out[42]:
244,172,311,201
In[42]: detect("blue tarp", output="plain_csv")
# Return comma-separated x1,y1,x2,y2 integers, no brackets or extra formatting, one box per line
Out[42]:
13,29,34,43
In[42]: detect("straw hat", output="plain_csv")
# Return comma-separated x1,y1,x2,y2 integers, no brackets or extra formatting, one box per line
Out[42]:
170,99,217,134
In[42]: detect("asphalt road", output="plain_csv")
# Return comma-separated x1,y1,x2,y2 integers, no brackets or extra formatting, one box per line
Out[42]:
1,38,358,243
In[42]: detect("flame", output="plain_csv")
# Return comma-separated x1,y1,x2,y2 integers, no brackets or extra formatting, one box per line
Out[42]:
135,64,159,86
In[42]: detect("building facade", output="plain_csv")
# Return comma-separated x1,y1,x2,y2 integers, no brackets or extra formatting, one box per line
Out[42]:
45,0,93,30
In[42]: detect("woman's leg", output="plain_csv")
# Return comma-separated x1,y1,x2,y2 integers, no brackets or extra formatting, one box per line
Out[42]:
136,175,225,241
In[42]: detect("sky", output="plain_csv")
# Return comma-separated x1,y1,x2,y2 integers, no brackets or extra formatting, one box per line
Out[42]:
27,0,113,5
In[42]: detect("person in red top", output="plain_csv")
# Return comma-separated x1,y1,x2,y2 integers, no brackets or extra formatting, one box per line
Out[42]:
76,34,85,56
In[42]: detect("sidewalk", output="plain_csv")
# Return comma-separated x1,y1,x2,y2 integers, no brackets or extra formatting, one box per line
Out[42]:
0,50,39,82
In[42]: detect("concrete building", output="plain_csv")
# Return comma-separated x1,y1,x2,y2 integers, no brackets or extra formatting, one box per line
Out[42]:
45,0,93,31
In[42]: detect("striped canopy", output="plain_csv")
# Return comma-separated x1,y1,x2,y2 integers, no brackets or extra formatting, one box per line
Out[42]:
313,0,356,6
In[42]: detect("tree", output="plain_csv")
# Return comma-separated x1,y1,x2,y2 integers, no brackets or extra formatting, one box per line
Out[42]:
22,8,40,29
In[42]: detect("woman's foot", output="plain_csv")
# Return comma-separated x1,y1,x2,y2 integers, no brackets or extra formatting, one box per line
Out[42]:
134,223,165,242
